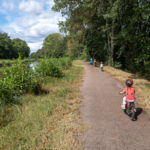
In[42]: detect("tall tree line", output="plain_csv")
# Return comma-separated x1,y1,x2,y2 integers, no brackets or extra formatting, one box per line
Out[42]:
0,32,30,59
30,33,67,58
52,0,150,73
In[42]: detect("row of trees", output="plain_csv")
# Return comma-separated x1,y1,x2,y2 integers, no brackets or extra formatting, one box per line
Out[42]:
30,33,67,58
0,32,30,59
52,0,150,73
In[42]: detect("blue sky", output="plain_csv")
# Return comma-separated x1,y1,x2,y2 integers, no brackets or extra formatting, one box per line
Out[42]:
0,0,64,53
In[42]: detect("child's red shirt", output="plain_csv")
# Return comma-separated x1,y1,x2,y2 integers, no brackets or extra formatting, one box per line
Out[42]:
123,87,135,100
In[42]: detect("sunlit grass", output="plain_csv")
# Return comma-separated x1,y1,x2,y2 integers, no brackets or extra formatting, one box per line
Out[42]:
105,66,150,109
0,60,83,150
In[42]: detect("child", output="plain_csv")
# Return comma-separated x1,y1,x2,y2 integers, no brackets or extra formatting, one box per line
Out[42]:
94,59,96,66
120,79,135,110
90,58,93,65
100,62,103,71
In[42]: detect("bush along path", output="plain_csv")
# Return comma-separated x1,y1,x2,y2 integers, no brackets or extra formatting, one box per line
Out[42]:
80,62,150,150
0,59,83,149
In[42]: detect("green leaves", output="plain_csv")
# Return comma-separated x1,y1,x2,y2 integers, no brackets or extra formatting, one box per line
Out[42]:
31,33,67,58
0,58,41,106
43,33,67,58
0,33,30,59
36,58,63,78
52,0,150,73
35,57,72,78
12,38,30,58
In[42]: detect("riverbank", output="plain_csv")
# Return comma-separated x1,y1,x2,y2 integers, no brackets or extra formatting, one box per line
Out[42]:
0,60,83,150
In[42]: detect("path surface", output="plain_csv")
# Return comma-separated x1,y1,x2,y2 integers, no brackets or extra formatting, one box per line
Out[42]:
80,62,150,150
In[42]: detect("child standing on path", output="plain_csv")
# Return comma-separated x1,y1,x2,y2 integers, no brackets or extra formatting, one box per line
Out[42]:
120,79,136,110
94,59,96,67
100,62,103,71
90,58,93,65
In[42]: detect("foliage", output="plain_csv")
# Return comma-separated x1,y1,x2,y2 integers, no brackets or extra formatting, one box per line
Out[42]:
52,0,150,73
0,58,40,106
0,32,30,59
43,33,67,58
12,38,30,58
31,33,67,58
0,33,14,59
29,49,44,58
35,57,72,78
59,57,72,69
0,61,83,149
0,57,72,106
35,58,63,77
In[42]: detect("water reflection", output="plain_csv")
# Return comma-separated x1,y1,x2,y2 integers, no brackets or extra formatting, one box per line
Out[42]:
29,62,38,71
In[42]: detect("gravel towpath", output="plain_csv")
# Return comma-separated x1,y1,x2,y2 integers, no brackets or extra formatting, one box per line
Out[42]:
80,62,150,150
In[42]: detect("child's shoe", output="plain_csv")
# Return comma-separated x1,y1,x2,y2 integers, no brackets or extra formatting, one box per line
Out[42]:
121,105,125,109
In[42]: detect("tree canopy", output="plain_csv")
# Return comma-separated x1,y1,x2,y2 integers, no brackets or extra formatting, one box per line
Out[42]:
30,33,67,58
52,0,150,73
0,32,30,59
12,38,30,58
43,33,67,57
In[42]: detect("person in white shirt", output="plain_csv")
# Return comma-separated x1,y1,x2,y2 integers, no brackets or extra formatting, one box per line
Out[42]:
100,62,103,71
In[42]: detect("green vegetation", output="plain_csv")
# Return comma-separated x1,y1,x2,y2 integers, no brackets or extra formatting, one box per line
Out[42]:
0,57,72,106
30,33,67,58
36,58,63,77
0,58,40,106
0,33,30,59
0,60,83,150
12,38,30,58
52,0,150,74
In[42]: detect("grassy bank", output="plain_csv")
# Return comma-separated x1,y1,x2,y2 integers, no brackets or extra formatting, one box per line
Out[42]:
104,66,150,109
0,60,83,150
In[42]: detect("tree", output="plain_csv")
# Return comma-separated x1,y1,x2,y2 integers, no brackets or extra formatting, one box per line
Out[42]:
12,38,30,58
30,49,44,58
52,0,150,73
0,32,14,59
42,33,67,57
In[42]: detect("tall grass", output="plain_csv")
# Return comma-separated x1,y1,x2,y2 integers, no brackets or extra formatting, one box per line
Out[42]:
0,60,82,150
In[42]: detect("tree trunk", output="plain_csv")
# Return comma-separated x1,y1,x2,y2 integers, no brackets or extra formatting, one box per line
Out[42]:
110,19,115,65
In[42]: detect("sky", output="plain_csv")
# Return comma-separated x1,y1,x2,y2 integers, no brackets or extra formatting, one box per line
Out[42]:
0,0,64,53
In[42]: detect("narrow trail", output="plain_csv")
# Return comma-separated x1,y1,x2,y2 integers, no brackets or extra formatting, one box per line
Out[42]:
80,62,150,150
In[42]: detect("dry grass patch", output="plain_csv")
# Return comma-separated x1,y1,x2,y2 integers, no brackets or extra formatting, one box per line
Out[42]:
105,66,150,109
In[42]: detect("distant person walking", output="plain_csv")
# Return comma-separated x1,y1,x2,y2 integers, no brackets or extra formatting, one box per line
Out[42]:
90,58,93,65
100,62,103,71
94,59,96,67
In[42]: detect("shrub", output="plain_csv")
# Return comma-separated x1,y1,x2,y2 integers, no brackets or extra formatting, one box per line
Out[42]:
113,62,122,69
35,58,63,77
58,57,72,69
0,58,41,105
0,79,14,105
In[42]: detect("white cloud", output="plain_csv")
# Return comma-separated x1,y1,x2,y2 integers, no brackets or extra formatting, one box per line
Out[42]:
46,0,54,7
0,0,65,53
28,41,43,53
19,0,43,15
2,1,15,10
